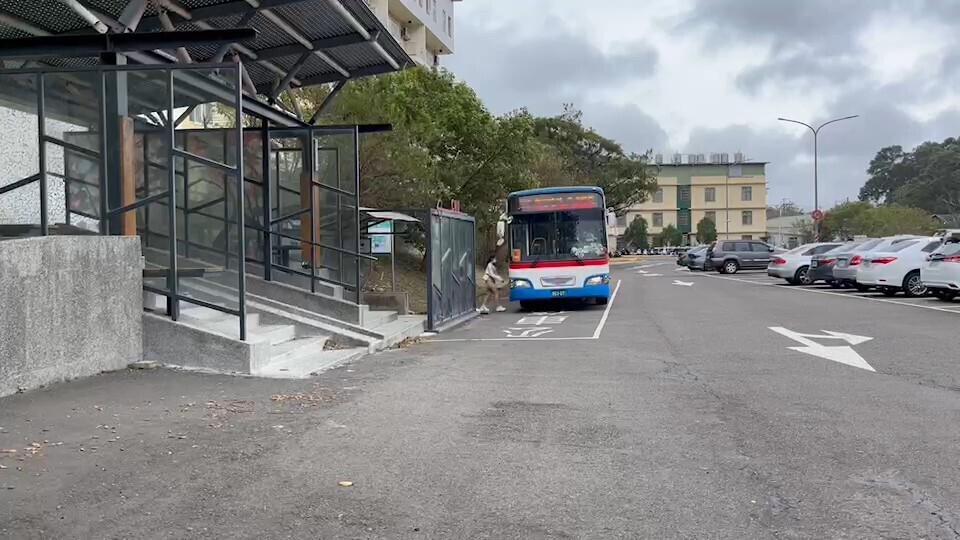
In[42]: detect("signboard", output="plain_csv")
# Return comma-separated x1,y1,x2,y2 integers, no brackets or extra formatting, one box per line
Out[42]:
368,221,393,254
811,209,824,222
510,192,603,213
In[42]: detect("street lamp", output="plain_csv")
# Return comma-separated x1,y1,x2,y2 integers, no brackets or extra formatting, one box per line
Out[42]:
778,115,859,240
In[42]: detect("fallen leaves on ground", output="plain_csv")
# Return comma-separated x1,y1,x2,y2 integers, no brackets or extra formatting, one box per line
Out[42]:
270,385,338,406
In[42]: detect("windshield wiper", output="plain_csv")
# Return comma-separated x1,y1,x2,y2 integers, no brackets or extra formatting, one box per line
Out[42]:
530,253,543,268
571,253,585,265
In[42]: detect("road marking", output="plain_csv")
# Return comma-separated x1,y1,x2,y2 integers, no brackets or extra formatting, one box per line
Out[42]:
672,280,694,286
637,270,648,274
675,267,689,272
769,327,875,371
427,279,623,343
703,273,960,315
644,273,663,277
503,327,554,338
592,279,623,339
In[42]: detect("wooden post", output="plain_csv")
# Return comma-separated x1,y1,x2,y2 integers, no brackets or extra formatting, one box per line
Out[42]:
300,171,321,267
118,117,137,236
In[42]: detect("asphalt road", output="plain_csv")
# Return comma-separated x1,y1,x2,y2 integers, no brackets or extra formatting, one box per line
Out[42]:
2,257,959,539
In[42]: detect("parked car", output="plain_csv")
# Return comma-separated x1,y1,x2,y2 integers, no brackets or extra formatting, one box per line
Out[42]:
921,240,960,301
707,239,776,274
856,237,942,297
767,242,843,285
831,235,926,291
685,246,710,271
809,240,869,287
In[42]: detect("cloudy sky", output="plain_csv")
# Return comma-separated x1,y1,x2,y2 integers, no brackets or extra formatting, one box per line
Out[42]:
445,0,960,211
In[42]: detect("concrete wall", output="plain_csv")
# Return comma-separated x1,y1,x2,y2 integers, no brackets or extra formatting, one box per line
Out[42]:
0,236,142,396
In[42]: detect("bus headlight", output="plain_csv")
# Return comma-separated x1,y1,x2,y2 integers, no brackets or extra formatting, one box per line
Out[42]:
511,279,532,289
586,275,610,286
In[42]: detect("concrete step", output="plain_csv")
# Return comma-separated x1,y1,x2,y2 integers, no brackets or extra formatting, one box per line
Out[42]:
362,308,398,328
269,335,328,363
255,346,368,379
248,324,297,345
368,315,427,349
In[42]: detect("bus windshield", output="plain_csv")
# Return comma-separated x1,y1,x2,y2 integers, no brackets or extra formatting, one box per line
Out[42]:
509,209,607,262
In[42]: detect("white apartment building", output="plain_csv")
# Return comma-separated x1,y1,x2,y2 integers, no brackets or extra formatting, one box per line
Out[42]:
365,0,460,67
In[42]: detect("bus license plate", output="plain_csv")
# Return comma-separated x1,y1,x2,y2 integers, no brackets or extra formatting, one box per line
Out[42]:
552,290,567,298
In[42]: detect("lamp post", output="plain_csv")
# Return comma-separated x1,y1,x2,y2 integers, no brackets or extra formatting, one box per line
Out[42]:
777,115,858,240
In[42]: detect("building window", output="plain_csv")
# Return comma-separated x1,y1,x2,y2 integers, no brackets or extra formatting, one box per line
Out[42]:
442,10,447,32
653,213,663,227
741,235,753,240
679,186,691,205
741,186,752,201
678,210,690,227
448,15,453,36
729,165,743,177
705,187,716,202
742,210,753,225
652,189,663,203
432,0,437,21
426,0,430,13
705,211,716,222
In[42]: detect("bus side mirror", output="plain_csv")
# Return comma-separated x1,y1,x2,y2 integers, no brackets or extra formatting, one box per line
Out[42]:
496,220,505,246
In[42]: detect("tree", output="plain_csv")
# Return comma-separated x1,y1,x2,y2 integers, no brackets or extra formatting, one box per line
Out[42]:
766,201,804,220
859,138,960,213
659,224,683,247
695,217,717,244
532,105,659,214
821,201,939,239
622,215,649,249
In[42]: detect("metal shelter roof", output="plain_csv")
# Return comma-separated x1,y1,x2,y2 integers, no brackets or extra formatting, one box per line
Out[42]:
0,0,413,125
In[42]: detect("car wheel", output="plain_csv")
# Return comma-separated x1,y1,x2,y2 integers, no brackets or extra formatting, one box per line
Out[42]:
827,280,842,289
795,266,813,285
723,260,739,274
880,288,898,297
933,289,958,302
785,278,799,285
854,283,870,292
902,271,926,298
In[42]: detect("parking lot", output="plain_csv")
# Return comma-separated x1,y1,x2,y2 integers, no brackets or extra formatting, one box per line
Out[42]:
688,266,960,315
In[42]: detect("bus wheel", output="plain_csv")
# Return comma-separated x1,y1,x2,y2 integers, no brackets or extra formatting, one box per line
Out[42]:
519,301,536,311
596,297,608,306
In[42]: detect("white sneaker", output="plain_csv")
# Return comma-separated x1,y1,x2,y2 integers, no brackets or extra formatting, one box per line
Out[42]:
495,306,507,312
479,306,490,314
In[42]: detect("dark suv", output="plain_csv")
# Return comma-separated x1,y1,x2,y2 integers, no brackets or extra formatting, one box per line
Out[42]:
707,240,775,274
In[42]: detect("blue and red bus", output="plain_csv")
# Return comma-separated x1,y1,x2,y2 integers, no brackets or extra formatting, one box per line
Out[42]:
500,186,611,309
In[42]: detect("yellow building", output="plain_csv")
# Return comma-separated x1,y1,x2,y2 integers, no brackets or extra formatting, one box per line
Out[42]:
615,159,768,246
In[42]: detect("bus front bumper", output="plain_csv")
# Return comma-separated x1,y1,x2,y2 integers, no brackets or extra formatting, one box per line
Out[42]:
510,283,610,301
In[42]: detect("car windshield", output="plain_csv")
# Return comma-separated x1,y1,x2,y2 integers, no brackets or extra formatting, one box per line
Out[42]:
885,240,920,252
826,241,862,254
509,209,607,262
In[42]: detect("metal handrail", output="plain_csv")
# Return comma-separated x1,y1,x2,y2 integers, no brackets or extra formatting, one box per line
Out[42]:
0,173,39,195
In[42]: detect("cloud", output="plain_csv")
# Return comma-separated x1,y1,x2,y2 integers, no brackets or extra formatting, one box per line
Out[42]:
446,9,658,116
580,102,669,155
736,50,867,95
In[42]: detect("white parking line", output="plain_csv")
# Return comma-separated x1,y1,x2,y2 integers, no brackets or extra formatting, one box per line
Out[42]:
704,273,960,315
427,279,624,343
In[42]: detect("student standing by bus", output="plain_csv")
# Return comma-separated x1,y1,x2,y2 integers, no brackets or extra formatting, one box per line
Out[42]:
480,255,506,314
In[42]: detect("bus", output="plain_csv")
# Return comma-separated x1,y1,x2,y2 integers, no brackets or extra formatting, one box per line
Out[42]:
499,186,611,309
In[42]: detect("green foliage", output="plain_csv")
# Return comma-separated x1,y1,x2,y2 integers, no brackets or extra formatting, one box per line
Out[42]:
623,215,649,249
695,217,717,244
821,201,940,239
658,224,683,247
531,105,659,214
859,138,960,213
766,201,804,220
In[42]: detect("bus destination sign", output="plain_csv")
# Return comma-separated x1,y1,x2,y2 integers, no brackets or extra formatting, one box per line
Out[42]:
512,192,603,213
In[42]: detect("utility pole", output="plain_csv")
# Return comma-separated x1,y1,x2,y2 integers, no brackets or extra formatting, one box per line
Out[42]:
778,115,859,241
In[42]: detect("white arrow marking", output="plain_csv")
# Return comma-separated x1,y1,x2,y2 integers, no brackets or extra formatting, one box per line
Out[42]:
675,267,689,272
769,327,875,372
645,273,663,277
672,280,694,286
637,270,648,274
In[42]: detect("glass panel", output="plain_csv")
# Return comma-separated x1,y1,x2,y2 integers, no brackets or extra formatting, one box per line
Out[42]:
0,73,41,232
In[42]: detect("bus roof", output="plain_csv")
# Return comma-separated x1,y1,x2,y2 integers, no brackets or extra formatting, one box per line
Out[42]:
507,186,604,198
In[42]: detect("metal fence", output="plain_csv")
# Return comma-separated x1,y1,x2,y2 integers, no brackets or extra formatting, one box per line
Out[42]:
426,208,477,332
0,61,373,340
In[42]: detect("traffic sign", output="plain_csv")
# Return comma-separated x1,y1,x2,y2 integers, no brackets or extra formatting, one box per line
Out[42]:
811,209,824,222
